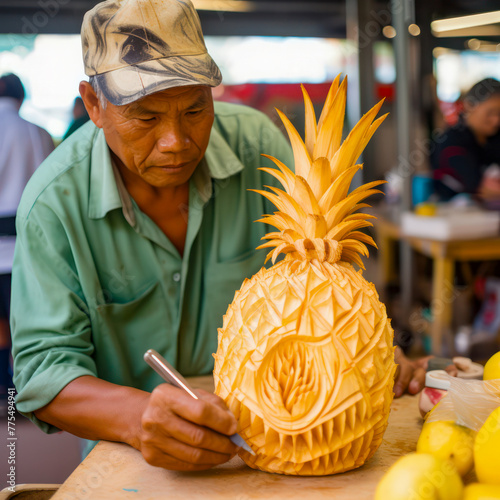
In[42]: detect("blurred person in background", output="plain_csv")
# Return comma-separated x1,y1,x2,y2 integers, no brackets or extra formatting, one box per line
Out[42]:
0,73,54,404
432,78,500,202
63,96,90,140
0,73,54,228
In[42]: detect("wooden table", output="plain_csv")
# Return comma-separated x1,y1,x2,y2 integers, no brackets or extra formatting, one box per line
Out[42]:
53,376,428,500
373,209,500,355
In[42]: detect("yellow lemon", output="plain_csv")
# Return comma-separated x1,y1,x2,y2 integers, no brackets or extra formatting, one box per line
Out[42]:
463,483,500,499
417,420,475,476
375,452,463,500
475,407,500,485
484,352,500,381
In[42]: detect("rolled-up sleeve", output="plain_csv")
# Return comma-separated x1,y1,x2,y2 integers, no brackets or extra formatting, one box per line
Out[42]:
11,209,97,433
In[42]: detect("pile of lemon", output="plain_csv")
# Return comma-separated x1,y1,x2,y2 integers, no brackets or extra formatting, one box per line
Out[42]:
376,351,500,500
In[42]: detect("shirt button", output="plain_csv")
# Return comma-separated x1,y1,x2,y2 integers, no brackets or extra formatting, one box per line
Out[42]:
173,272,181,282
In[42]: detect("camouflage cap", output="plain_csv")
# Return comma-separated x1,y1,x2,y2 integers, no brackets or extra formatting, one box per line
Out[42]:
81,0,222,106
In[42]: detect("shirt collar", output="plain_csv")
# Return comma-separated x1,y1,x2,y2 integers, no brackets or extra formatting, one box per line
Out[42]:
111,160,136,226
88,128,123,220
87,122,245,220
204,125,245,179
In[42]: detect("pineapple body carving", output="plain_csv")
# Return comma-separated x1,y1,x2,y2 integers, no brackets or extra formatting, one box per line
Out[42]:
213,75,396,475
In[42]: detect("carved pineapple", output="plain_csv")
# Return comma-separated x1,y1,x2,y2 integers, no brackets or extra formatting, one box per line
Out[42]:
214,75,396,475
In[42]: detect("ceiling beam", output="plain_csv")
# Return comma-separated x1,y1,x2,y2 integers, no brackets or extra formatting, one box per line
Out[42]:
0,6,344,37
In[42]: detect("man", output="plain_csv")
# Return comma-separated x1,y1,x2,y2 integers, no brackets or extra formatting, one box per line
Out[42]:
0,73,54,227
11,0,437,473
11,0,293,471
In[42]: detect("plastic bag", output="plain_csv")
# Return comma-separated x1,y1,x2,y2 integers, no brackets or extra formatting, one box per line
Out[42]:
426,372,500,431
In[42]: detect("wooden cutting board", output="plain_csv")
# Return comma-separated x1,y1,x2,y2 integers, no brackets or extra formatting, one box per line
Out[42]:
52,377,444,500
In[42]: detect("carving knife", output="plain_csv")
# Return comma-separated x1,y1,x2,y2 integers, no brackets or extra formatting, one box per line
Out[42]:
144,349,255,456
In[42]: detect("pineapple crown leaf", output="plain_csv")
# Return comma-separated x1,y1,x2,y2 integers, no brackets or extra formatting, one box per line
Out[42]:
301,83,317,156
256,75,387,267
275,108,311,179
314,77,348,162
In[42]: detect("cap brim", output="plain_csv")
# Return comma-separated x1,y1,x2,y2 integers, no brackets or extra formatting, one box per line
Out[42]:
94,53,222,106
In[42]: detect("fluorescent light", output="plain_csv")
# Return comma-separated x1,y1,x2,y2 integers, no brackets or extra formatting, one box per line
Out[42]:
432,25,500,38
431,10,500,33
191,0,254,12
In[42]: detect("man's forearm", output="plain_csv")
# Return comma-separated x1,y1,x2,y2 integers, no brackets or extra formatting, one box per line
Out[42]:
34,375,150,450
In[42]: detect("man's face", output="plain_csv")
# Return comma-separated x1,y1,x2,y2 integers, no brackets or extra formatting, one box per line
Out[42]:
97,85,214,188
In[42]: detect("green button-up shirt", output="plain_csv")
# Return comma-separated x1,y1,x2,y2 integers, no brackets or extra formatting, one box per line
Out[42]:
11,102,293,443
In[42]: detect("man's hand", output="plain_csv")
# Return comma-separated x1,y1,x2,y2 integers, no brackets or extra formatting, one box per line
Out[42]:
394,347,458,398
32,376,239,472
138,385,240,471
